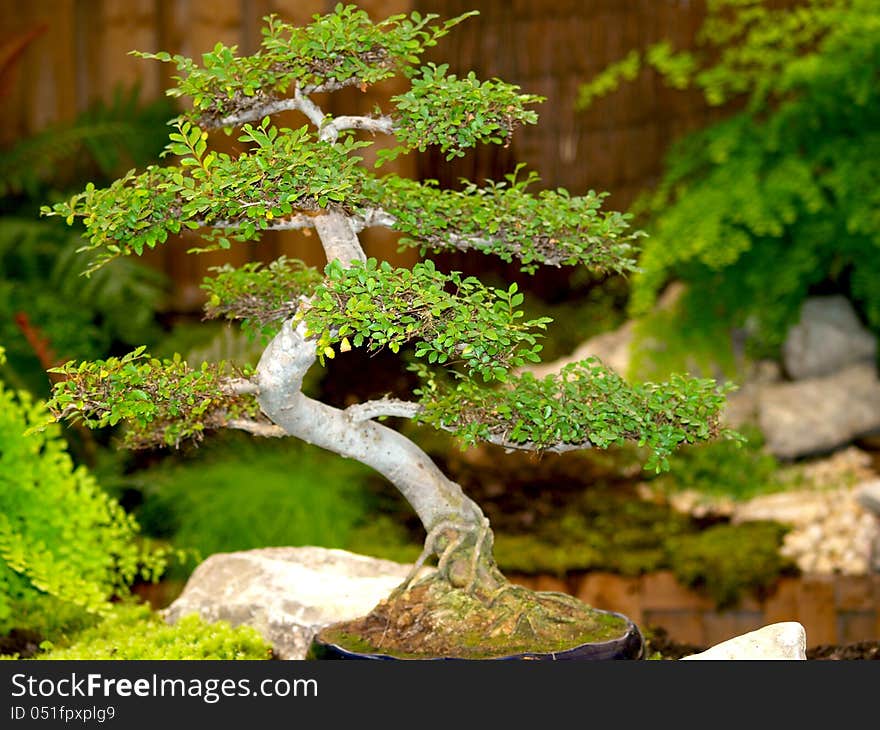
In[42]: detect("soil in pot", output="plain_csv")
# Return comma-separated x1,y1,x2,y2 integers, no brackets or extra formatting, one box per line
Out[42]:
308,572,643,660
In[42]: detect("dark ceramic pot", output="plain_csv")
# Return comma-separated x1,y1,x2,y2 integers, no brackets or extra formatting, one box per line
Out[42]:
307,609,644,660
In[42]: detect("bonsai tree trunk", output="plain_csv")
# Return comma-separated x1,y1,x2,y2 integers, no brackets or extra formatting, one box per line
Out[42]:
256,211,500,593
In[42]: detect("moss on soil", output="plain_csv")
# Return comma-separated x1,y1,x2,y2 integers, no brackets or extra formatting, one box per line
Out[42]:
314,573,631,659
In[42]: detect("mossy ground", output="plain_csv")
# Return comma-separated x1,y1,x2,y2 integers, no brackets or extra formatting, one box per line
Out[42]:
314,573,632,659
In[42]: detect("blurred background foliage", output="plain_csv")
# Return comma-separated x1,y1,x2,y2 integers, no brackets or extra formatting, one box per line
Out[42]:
576,0,880,380
0,85,173,398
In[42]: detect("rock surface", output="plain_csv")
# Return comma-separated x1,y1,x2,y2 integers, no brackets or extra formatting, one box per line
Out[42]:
162,546,414,660
680,622,807,660
757,363,880,458
857,479,880,516
733,484,880,576
782,295,876,380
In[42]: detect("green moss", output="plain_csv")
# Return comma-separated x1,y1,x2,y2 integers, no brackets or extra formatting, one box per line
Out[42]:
666,521,795,609
490,485,794,607
314,577,631,659
30,602,271,660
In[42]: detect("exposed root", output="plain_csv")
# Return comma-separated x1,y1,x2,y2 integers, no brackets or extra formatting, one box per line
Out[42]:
403,519,459,588
465,517,491,593
403,516,496,594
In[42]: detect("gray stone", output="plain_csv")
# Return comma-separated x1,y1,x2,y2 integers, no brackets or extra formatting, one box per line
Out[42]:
783,296,876,380
162,546,416,660
720,360,783,427
758,362,880,458
525,320,634,380
856,479,880,516
680,622,806,660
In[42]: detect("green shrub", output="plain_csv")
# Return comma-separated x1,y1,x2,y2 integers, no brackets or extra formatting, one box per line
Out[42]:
491,487,693,577
33,603,271,660
0,355,166,636
133,433,383,572
579,0,880,377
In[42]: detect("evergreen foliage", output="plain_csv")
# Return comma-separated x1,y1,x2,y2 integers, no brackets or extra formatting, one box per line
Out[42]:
578,0,880,374
44,348,261,449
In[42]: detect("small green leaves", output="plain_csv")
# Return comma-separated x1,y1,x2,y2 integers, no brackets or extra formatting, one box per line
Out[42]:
385,63,543,162
136,6,477,127
45,349,262,449
202,257,323,339
415,357,737,472
363,167,643,274
301,257,550,379
44,120,368,272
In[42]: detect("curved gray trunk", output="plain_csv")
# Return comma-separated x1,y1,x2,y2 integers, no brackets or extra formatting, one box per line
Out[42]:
255,211,486,539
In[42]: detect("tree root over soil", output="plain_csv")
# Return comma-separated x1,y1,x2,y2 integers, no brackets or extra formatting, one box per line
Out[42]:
315,571,633,659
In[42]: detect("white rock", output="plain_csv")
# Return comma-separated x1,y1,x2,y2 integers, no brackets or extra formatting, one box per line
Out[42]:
680,622,806,660
163,546,418,659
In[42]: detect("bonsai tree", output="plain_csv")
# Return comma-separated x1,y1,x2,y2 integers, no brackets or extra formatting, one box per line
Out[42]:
42,5,733,659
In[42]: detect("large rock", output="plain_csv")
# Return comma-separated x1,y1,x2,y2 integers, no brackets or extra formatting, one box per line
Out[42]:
758,362,880,458
162,547,415,660
783,295,876,380
680,622,806,660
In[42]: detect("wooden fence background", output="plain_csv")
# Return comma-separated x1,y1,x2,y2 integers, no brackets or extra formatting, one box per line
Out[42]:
2,0,724,310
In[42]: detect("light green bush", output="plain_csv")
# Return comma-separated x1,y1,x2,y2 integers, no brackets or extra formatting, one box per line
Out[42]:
34,603,271,660
0,349,166,636
579,0,880,377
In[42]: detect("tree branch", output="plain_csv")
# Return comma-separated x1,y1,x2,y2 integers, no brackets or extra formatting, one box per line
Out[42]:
474,434,591,454
226,418,287,438
209,98,299,130
293,86,327,128
345,397,423,423
319,114,394,143
211,213,319,231
223,378,261,396
313,210,367,265
206,86,329,130
350,208,397,231
341,395,595,452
